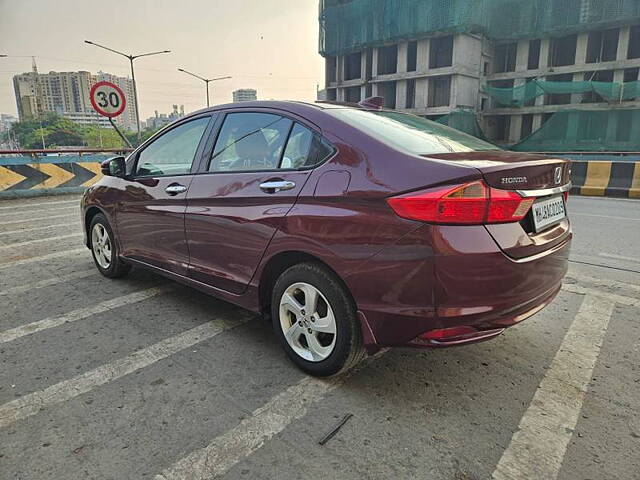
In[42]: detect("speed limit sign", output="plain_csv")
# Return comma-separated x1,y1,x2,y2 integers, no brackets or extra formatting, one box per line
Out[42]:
90,81,126,118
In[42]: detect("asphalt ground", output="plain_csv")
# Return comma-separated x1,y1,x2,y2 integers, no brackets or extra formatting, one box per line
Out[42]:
0,194,638,480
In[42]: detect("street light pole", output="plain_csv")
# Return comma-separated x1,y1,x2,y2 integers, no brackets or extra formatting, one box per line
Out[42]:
177,68,231,108
84,40,170,143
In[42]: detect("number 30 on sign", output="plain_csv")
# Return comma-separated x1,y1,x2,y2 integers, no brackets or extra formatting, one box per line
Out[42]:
90,81,126,118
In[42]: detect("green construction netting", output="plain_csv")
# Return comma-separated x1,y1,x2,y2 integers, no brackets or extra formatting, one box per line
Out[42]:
319,0,640,55
436,109,491,141
485,80,640,107
510,109,640,152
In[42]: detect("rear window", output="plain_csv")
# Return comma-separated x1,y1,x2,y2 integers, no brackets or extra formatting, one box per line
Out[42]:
328,109,500,154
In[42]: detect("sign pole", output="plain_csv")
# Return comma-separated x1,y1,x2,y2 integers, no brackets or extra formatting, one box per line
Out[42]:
109,118,133,148
90,81,132,149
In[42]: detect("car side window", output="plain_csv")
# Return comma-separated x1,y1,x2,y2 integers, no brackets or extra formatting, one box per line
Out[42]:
209,113,292,172
281,123,334,169
135,116,210,177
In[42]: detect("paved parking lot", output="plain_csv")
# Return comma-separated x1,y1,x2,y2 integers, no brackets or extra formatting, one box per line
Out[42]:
0,194,638,480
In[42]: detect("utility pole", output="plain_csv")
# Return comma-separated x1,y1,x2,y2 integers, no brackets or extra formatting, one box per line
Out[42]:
177,69,231,107
84,40,170,143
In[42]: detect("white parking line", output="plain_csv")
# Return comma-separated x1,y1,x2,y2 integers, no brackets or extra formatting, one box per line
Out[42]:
492,294,615,480
0,248,87,269
0,205,78,218
562,283,640,308
0,199,79,211
0,222,81,236
0,286,171,344
154,351,384,480
155,378,338,480
2,212,78,226
598,252,640,264
0,233,83,249
0,268,96,296
0,317,248,429
565,273,640,294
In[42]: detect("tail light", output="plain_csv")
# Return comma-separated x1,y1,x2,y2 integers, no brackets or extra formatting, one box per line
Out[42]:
386,180,534,225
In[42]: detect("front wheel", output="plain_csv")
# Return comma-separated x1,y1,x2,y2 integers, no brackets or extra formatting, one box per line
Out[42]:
271,263,365,377
89,213,131,278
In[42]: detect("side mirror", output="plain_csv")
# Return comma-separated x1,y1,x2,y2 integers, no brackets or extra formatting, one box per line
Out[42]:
101,156,127,177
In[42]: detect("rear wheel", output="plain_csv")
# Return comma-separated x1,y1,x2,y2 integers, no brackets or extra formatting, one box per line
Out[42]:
271,263,365,377
89,213,131,278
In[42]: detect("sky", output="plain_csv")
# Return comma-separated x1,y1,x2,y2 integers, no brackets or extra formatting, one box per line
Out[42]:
0,0,324,120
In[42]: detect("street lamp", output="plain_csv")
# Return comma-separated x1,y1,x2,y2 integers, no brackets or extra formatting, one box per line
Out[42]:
177,68,231,107
84,40,170,142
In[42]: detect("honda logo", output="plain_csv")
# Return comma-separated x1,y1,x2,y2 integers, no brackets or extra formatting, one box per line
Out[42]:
554,166,562,185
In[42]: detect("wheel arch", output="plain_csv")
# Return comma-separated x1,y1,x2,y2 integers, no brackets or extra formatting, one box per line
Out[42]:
84,206,108,247
257,250,356,319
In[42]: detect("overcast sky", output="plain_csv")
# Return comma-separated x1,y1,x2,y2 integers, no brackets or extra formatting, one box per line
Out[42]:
0,0,324,120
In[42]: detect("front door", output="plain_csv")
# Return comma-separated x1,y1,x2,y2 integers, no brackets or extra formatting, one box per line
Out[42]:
185,111,328,293
116,115,211,275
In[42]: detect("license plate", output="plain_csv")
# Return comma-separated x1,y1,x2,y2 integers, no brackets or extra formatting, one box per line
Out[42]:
532,195,566,232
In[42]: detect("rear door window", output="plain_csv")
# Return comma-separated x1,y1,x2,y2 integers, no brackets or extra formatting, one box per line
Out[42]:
209,112,292,172
281,123,334,169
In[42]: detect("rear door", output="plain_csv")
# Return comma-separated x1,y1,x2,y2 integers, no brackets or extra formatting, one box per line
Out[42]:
185,110,328,293
116,115,212,275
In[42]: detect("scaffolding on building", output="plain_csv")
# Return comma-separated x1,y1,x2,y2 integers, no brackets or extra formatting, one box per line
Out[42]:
319,0,640,56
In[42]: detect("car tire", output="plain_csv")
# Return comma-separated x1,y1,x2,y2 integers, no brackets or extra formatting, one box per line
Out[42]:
271,262,365,377
89,213,131,278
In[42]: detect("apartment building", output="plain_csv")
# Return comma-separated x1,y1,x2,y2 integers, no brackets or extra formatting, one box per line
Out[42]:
319,0,640,148
13,63,138,130
233,89,258,102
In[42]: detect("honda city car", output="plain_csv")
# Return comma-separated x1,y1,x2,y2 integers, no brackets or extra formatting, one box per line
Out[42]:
82,99,571,376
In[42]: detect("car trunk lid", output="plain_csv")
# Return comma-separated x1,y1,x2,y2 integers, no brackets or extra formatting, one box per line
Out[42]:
425,151,571,259
425,151,571,191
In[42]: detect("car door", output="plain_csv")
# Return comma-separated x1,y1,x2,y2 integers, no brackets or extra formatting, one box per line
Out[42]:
185,110,331,294
115,115,213,276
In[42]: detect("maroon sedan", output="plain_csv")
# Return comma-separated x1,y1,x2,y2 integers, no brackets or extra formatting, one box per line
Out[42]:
82,100,571,376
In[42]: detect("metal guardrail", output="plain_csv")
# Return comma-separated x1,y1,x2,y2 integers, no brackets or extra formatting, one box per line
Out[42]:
0,148,133,155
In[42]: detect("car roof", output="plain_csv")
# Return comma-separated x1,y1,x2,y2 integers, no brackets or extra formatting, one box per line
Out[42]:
182,99,371,120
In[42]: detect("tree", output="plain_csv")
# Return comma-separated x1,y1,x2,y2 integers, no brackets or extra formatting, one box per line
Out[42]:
8,113,161,150
45,129,83,147
83,127,127,148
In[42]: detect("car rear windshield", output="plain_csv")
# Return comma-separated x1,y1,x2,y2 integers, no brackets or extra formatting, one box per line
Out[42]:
328,109,500,154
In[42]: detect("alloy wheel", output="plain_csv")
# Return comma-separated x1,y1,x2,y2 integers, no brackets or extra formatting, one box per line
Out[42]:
91,223,112,269
279,282,337,362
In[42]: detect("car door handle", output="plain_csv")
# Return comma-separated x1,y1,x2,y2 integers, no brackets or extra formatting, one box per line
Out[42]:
259,180,296,193
165,184,187,195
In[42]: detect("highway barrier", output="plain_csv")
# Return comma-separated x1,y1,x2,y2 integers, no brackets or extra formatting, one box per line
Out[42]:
1,150,638,200
0,149,130,198
570,160,640,198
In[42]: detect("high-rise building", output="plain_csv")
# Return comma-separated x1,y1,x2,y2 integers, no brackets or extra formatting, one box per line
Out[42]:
233,89,257,102
144,105,186,130
319,0,640,150
13,62,138,130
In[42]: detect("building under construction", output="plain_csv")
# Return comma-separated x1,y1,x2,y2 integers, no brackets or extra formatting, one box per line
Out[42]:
319,0,640,151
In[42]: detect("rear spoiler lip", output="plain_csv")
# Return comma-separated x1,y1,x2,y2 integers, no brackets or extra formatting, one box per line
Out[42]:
515,182,572,198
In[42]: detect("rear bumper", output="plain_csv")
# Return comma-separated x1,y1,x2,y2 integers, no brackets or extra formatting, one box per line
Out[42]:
353,223,571,351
